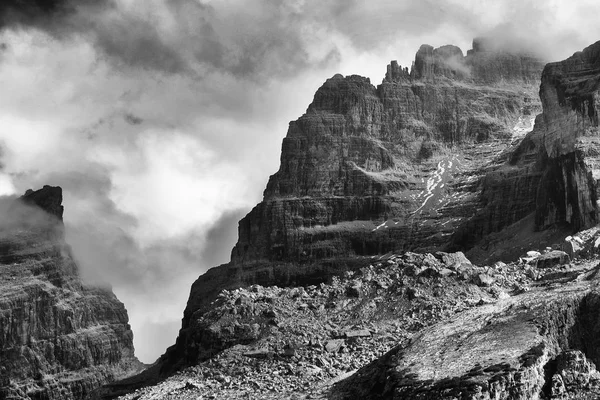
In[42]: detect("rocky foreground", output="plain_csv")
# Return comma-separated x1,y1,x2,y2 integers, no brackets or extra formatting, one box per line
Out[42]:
0,187,142,399
114,248,600,400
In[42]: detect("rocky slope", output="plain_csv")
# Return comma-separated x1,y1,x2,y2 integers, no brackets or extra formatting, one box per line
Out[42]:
332,261,600,400
115,249,599,399
0,186,142,399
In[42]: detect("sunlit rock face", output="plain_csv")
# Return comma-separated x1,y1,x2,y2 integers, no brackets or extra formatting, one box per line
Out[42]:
0,186,142,400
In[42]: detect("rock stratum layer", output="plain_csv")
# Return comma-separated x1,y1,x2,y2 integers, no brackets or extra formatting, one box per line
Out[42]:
0,186,142,399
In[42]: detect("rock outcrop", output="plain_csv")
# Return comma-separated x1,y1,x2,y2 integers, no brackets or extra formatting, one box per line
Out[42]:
146,37,600,386
0,186,142,399
332,39,600,400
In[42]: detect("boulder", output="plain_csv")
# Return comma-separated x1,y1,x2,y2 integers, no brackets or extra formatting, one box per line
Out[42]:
325,339,345,353
473,273,494,287
535,251,570,269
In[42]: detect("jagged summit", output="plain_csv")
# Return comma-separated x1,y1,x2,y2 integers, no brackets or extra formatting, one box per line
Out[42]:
385,37,545,84
107,38,600,400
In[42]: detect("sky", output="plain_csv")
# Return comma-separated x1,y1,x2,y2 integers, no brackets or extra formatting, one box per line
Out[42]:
1,0,600,363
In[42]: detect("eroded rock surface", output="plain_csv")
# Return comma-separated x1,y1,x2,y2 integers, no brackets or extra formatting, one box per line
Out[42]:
331,263,600,399
128,39,600,398
0,186,142,399
114,253,600,400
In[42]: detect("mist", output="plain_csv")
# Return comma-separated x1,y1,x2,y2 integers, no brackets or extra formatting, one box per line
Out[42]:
1,0,600,363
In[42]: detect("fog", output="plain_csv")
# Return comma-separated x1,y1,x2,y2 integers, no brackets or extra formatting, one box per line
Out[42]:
1,0,600,363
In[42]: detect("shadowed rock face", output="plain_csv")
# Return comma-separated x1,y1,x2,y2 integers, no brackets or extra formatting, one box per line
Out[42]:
0,186,142,400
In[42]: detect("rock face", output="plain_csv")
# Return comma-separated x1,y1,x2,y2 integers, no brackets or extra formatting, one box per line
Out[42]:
0,186,141,399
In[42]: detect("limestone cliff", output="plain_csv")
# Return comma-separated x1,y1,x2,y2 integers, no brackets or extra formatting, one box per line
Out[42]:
0,186,142,399
332,273,600,399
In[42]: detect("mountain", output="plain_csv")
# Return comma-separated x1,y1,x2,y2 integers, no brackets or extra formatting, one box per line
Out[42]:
156,38,554,372
0,186,142,399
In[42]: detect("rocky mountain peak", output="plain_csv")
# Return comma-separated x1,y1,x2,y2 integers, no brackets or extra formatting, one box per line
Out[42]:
411,43,468,81
20,185,64,220
107,38,600,400
384,37,545,84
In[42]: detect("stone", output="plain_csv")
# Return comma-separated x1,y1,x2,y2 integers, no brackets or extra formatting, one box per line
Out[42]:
535,251,570,269
555,350,600,388
344,330,371,339
243,348,272,359
435,252,472,268
345,281,362,298
565,236,584,257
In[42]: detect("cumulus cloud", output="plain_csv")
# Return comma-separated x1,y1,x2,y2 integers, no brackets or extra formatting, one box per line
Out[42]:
2,0,600,363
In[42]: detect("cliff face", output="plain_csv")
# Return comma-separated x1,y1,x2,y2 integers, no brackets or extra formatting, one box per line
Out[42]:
453,40,600,256
160,38,600,378
0,186,141,399
534,43,600,230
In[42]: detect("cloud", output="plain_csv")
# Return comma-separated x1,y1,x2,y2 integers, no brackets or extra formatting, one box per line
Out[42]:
2,0,600,364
